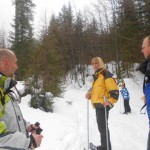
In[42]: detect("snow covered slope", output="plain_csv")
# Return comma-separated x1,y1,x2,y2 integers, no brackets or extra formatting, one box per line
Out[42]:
19,70,149,150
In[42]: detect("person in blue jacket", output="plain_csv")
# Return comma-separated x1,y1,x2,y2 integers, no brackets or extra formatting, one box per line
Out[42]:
120,82,131,114
138,35,150,150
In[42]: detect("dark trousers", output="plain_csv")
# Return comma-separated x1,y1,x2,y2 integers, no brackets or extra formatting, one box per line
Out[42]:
147,130,150,150
96,108,112,150
124,100,131,113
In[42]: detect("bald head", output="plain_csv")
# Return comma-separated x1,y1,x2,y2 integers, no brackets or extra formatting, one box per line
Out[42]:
0,49,18,77
0,49,15,62
143,36,150,43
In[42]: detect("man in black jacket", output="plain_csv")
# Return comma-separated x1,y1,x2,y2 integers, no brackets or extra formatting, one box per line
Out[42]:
138,36,150,150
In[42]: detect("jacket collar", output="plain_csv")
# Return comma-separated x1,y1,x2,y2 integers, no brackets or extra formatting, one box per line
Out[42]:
92,68,105,81
138,57,150,74
0,73,17,94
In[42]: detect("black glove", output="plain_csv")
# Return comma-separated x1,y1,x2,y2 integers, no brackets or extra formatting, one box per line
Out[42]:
31,122,43,135
35,122,43,135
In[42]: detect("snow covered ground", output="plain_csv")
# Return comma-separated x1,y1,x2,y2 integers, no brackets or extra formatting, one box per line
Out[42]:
19,70,149,150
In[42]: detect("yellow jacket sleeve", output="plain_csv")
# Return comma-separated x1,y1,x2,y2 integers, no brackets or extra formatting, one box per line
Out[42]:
105,77,119,105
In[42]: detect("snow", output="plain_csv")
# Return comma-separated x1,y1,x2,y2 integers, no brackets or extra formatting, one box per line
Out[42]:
19,70,149,150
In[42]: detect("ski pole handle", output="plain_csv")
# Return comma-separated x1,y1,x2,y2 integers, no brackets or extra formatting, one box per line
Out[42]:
103,96,108,102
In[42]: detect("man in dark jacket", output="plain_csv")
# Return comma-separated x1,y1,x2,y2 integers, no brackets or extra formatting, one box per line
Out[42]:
0,49,43,149
138,36,150,150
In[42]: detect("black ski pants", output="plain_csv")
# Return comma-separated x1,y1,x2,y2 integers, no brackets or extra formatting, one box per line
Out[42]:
124,99,131,113
147,130,150,150
96,107,112,150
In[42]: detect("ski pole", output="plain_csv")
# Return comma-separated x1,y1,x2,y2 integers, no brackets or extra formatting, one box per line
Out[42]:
87,98,90,150
103,96,109,150
120,97,122,113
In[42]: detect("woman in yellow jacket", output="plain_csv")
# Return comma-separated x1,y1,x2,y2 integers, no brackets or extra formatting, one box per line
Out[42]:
85,57,119,150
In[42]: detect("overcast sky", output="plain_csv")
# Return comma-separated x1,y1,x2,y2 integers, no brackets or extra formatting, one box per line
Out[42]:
0,0,93,37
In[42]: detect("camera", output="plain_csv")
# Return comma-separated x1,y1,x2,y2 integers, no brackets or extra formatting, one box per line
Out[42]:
32,122,43,135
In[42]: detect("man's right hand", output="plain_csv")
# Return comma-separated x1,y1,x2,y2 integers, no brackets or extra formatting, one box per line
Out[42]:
27,124,38,133
141,95,146,103
30,133,43,148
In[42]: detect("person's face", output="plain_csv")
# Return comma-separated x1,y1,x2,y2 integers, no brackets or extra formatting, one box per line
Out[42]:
141,37,150,59
4,54,18,78
92,61,100,71
122,85,125,88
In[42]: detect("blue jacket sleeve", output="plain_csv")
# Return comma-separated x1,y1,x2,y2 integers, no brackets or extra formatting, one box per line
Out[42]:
145,83,150,125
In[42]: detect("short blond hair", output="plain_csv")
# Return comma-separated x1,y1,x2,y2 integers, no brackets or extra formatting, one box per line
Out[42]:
91,57,106,69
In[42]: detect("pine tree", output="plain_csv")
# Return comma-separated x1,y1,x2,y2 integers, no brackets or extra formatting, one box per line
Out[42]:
135,0,150,35
58,3,74,71
10,0,35,79
27,14,66,112
112,0,143,78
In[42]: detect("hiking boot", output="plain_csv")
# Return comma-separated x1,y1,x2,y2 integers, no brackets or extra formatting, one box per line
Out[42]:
123,112,128,114
97,146,105,150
